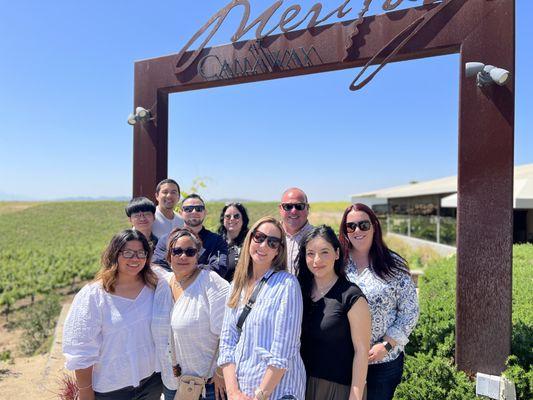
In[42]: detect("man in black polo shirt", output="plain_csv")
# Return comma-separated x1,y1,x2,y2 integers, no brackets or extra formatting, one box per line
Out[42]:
151,194,228,279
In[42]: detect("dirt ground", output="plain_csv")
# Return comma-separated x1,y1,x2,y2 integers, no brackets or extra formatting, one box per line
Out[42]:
0,302,71,400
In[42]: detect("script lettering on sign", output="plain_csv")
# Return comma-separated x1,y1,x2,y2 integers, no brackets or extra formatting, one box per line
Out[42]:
175,0,446,90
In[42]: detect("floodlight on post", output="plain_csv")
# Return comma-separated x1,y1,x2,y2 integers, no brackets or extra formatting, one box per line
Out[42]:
126,107,154,125
465,62,510,87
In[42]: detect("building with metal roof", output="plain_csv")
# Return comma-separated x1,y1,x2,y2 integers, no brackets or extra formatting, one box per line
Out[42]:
350,164,533,244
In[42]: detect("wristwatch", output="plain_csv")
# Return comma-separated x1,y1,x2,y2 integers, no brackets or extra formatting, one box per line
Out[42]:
382,340,393,352
254,388,268,400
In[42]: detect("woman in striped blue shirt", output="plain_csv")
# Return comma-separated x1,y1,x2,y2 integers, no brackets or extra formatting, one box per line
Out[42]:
218,216,306,400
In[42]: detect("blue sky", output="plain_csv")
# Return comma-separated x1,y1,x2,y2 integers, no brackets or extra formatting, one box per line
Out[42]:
1,0,531,201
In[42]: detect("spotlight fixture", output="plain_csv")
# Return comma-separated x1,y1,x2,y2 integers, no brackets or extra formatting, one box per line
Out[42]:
465,62,510,87
127,106,154,125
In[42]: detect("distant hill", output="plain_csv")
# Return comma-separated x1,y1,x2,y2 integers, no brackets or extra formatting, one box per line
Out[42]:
0,192,129,202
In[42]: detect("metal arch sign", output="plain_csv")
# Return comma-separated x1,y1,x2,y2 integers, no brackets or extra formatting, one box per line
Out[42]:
174,0,451,90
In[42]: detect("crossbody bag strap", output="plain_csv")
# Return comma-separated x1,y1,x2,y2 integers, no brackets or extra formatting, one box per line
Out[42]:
236,271,276,332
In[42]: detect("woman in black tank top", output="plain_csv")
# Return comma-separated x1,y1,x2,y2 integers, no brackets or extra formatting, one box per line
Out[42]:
296,225,371,400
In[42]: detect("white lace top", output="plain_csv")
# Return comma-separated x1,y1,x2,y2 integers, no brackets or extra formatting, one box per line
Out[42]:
63,281,164,392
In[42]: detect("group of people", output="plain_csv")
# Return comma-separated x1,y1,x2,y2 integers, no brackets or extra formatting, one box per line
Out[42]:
63,179,419,400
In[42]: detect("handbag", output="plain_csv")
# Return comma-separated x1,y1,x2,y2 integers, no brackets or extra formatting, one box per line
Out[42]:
169,328,218,400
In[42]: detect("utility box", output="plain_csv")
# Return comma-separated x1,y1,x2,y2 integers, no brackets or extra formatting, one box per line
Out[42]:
476,373,516,400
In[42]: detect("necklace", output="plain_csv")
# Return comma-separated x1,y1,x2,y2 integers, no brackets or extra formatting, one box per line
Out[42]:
173,268,199,288
313,276,338,299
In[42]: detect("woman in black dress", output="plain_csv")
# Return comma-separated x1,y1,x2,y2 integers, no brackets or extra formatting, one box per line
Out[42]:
297,225,371,400
217,202,249,281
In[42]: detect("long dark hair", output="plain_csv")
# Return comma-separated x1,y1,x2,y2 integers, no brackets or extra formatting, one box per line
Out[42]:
296,225,345,301
217,202,250,246
96,229,157,293
339,203,408,280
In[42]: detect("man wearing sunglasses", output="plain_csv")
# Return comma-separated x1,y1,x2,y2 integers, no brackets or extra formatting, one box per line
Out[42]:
278,187,314,274
152,194,228,279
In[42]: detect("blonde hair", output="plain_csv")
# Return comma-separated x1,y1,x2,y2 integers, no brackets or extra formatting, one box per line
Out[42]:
227,216,287,308
95,229,157,293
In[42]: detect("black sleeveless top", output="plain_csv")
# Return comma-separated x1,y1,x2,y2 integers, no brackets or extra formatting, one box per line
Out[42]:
301,277,366,386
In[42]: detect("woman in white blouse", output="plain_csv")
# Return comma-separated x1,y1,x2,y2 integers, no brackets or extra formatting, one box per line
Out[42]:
63,229,169,400
339,203,419,400
161,228,229,400
218,216,306,400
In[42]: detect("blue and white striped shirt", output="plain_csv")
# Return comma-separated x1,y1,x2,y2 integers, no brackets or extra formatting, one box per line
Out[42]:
218,270,306,400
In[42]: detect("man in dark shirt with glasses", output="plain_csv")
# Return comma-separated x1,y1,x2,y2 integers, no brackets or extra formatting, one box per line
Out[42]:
151,194,228,279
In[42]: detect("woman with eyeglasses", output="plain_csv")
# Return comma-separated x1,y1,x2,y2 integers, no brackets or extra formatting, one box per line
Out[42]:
63,229,170,400
339,204,419,400
217,202,250,281
219,216,305,400
160,228,229,400
297,225,371,400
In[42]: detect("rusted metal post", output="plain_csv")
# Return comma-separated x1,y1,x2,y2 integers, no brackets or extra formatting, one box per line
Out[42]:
456,0,514,375
132,65,169,201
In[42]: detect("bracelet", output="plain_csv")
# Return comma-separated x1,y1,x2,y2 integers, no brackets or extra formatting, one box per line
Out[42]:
215,368,224,378
77,383,93,390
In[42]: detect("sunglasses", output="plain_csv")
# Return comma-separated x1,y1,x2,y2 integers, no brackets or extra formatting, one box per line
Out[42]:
225,202,243,207
120,250,148,259
252,231,282,250
224,213,241,220
281,203,307,212
171,247,199,257
346,220,372,233
182,205,205,213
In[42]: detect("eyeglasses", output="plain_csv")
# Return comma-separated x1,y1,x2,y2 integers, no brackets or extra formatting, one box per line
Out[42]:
281,203,307,212
252,231,282,250
345,220,372,233
182,205,205,213
120,250,148,259
224,213,241,220
130,212,153,220
171,247,199,257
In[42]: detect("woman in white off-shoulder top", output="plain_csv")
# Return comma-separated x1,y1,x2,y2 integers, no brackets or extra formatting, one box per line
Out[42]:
62,229,171,400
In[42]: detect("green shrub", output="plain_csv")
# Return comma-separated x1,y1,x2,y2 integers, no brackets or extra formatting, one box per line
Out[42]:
395,353,475,400
0,349,12,363
401,244,533,400
440,217,456,245
410,216,437,241
19,294,61,355
406,256,456,358
503,356,533,399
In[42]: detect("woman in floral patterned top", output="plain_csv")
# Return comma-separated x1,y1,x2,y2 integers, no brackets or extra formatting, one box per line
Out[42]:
338,203,419,400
